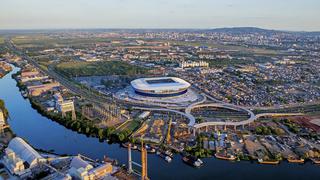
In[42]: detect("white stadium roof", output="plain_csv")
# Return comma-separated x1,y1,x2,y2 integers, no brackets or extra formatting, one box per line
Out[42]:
8,137,44,167
131,77,190,92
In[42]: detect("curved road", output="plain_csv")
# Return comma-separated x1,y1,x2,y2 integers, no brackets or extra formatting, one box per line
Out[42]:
193,112,304,129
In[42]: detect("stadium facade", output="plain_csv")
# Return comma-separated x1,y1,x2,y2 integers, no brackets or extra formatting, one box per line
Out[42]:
131,77,191,97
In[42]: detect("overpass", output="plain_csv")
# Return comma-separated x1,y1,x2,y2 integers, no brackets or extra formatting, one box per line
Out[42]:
193,112,304,131
185,99,255,126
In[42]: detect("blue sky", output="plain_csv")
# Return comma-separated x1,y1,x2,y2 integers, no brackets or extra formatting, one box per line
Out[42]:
0,0,319,31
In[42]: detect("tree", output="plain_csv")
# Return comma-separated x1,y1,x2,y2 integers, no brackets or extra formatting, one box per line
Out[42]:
196,117,205,123
255,127,263,134
85,127,91,134
98,129,104,139
118,133,125,142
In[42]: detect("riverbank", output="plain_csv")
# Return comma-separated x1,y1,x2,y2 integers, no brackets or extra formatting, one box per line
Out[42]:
11,68,131,144
0,68,15,146
0,99,15,147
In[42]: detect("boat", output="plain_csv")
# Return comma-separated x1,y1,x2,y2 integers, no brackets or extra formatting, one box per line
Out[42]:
121,143,129,148
311,158,320,164
182,155,203,167
156,150,173,163
132,144,138,150
164,150,174,158
215,153,236,161
165,156,172,163
145,145,156,153
121,143,138,150
258,159,280,165
287,158,305,163
21,91,28,98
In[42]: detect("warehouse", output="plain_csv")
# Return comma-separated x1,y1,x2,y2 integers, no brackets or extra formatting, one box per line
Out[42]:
3,137,46,174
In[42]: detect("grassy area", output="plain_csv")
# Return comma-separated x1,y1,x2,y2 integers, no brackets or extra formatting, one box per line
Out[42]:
54,61,149,77
207,58,254,68
112,120,141,142
0,37,4,44
12,35,118,48
118,120,141,132
170,40,279,56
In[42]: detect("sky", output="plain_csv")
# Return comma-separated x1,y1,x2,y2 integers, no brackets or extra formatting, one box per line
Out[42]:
0,0,319,31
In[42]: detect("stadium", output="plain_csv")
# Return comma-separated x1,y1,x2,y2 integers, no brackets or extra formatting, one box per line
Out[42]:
130,77,191,97
115,77,200,107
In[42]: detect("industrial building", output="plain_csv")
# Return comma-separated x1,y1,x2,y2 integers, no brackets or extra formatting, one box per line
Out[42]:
27,82,60,96
54,93,76,120
131,77,191,97
68,156,113,180
19,69,49,83
179,61,209,69
2,137,46,175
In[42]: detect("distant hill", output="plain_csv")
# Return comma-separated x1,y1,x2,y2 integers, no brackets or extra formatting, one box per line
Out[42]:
203,27,280,34
201,27,320,36
0,27,319,35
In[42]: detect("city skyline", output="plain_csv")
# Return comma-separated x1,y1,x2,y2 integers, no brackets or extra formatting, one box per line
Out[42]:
1,0,320,31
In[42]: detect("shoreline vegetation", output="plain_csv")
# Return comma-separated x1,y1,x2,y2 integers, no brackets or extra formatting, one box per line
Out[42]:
0,69,15,146
0,98,15,146
0,99,9,121
11,70,135,145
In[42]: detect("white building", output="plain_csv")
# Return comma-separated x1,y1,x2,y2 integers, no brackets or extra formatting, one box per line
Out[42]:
54,93,75,114
179,61,209,69
68,156,113,180
3,148,25,174
2,137,46,175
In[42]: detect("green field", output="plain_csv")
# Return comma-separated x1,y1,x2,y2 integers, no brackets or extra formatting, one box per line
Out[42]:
0,37,7,55
118,120,141,132
12,35,120,48
54,61,149,77
207,58,254,68
113,119,141,140
170,40,279,56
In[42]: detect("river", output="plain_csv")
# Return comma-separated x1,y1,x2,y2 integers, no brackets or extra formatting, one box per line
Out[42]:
0,66,319,180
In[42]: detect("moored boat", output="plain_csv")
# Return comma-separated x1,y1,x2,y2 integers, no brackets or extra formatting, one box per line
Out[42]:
215,153,236,161
258,159,280,165
287,158,305,163
182,155,203,167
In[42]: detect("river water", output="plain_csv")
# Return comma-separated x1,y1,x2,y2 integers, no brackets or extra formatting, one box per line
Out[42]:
0,66,319,180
